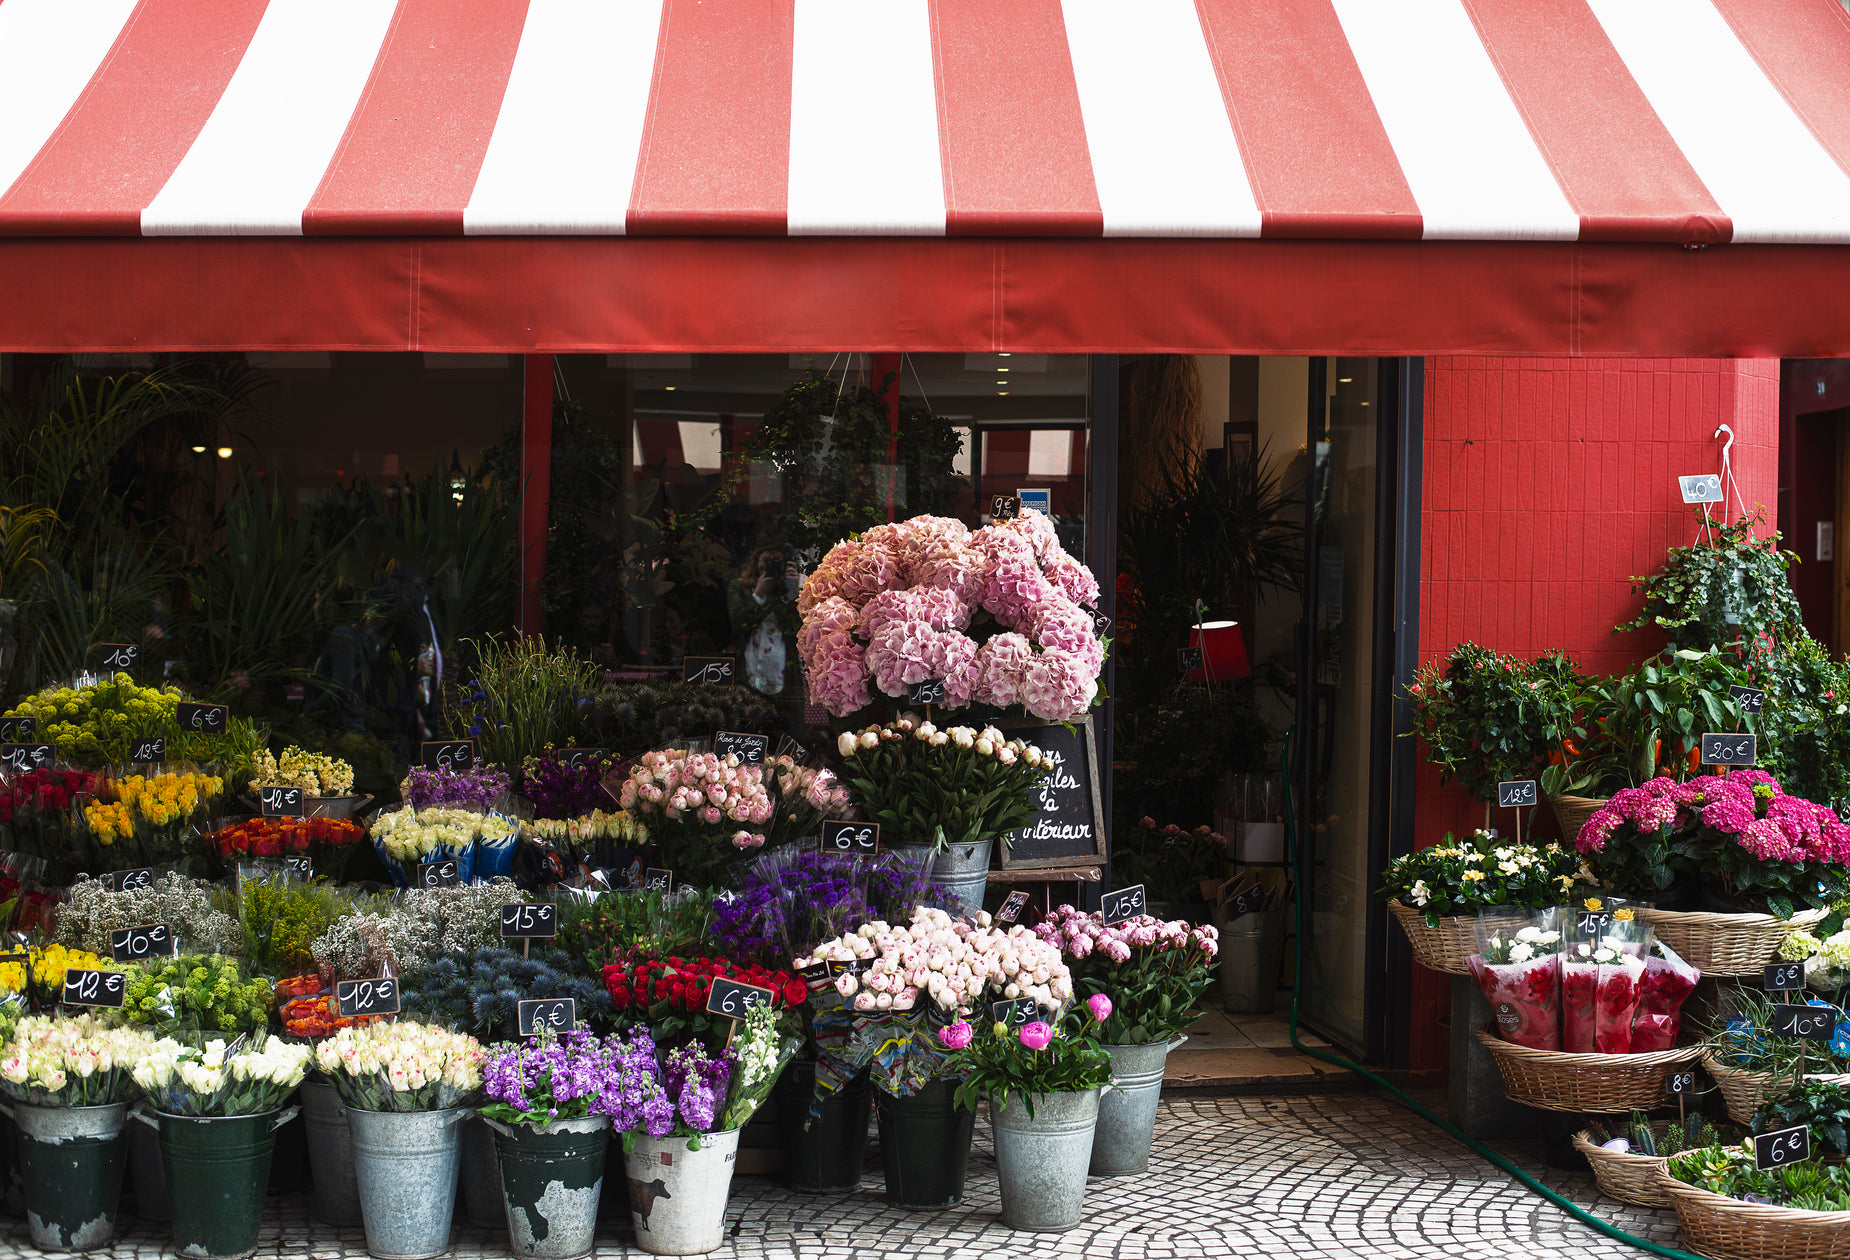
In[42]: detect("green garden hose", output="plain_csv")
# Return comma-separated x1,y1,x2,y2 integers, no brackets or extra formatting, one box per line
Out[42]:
1277,723,1705,1260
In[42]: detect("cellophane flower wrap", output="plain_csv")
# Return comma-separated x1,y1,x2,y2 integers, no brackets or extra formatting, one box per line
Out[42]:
0,768,103,862
1378,830,1595,927
608,749,774,886
720,1001,800,1131
132,1032,311,1116
709,848,948,967
796,510,1106,722
209,815,367,879
80,766,224,868
519,749,622,821
833,718,1046,854
521,809,648,880
760,753,852,851
369,804,485,884
1467,910,1561,1051
1631,938,1701,1053
315,1020,485,1112
0,1014,154,1107
602,955,803,1050
1031,904,1219,1044
1577,769,1850,917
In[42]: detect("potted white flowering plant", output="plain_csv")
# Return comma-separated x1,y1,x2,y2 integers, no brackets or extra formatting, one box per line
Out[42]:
1378,830,1592,974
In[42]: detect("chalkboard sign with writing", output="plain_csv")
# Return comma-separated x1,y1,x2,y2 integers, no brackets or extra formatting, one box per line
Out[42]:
336,978,399,1017
1773,1004,1838,1041
1666,1070,1696,1096
998,717,1108,871
128,737,167,764
1576,910,1614,938
682,656,735,686
909,678,947,706
992,998,1038,1028
1701,732,1758,766
95,643,139,672
417,859,461,889
175,703,228,734
110,868,153,893
0,744,53,775
1730,685,1767,715
1176,646,1204,675
1101,884,1147,926
1090,611,1113,638
819,821,879,856
0,717,35,743
554,748,608,772
500,904,558,938
62,969,126,1008
1228,887,1267,918
110,923,173,962
1766,962,1806,991
1679,474,1724,504
713,731,770,765
1497,780,1538,809
1756,1125,1810,1170
260,786,306,817
518,998,576,1037
420,740,476,771
996,890,1031,923
707,977,775,1019
639,868,673,893
284,857,313,881
991,495,1021,520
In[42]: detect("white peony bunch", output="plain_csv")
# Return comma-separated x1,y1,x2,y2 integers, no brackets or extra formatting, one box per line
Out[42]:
795,906,1070,1017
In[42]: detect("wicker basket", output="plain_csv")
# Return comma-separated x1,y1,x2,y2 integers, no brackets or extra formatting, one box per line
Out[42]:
1475,1024,1704,1113
1388,901,1516,976
1704,1052,1793,1125
1547,793,1610,846
1638,906,1827,977
1573,1126,1673,1207
1664,1178,1850,1260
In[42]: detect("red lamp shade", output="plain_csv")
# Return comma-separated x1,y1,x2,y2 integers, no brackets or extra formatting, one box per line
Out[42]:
1187,620,1250,683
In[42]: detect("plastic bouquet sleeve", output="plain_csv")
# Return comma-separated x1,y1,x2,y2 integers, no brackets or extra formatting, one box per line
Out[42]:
1629,939,1699,1053
1591,919,1653,1055
1466,910,1562,1052
1560,918,1598,1054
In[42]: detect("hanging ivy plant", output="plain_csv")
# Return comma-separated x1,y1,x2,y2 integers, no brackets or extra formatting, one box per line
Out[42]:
1616,508,1802,652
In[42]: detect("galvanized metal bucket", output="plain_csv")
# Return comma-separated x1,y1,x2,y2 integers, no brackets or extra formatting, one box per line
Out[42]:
1090,1036,1186,1176
622,1128,740,1256
347,1106,466,1260
10,1100,128,1252
484,1115,609,1259
125,1110,170,1222
888,838,991,915
990,1088,1100,1232
300,1080,362,1227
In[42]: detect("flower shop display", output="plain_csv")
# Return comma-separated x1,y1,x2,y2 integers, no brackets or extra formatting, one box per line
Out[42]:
79,765,224,871
558,887,710,974
1631,939,1702,1053
235,873,355,980
760,752,853,851
710,847,948,969
207,815,367,880
403,946,615,1043
796,510,1106,722
520,809,647,886
442,635,605,773
401,764,520,877
1378,830,1592,975
1560,915,1651,1055
1571,1112,1728,1209
1407,643,1569,813
610,749,775,887
1,674,263,774
0,1014,156,1251
519,748,623,820
21,942,118,1006
52,871,241,957
252,745,356,798
312,880,527,980
317,1020,486,1260
603,955,804,1049
1664,1144,1850,1260
944,1000,1115,1233
0,767,103,864
1702,987,1850,1124
1030,904,1219,1175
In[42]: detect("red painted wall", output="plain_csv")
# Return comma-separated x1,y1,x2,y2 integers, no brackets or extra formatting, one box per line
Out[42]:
1406,356,1780,1083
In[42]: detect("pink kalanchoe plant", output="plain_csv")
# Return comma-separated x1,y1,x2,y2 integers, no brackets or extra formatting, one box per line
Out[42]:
796,510,1107,721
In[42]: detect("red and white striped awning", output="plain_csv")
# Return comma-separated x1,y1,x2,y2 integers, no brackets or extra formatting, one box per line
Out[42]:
7,0,1850,354
7,0,1850,242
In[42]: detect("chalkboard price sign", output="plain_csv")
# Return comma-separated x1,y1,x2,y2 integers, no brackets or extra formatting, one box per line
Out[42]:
95,643,140,672
175,703,228,734
1090,610,1113,638
417,860,461,889
518,998,577,1037
991,998,1038,1028
128,737,167,763
1229,886,1267,918
1679,474,1724,504
1497,780,1538,809
0,744,53,775
260,786,306,817
991,495,1021,520
1000,718,1108,872
819,820,879,856
420,740,476,771
1773,1003,1838,1041
110,923,173,963
682,656,735,686
284,857,314,881
1101,884,1147,926
996,890,1031,923
1765,962,1807,991
110,867,153,893
908,678,947,706
639,868,673,893
1730,685,1767,715
713,731,770,765
1757,1125,1811,1170
706,977,775,1019
554,748,608,772
336,978,399,1017
1576,910,1614,938
62,969,126,1008
0,717,35,743
1701,732,1758,766
500,904,559,939
1176,646,1205,675
1666,1070,1696,1096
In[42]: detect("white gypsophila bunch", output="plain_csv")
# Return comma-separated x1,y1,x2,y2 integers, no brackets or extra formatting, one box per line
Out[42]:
54,873,242,956
399,879,527,958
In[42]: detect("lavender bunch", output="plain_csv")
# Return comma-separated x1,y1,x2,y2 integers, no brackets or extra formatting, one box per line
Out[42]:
401,765,512,813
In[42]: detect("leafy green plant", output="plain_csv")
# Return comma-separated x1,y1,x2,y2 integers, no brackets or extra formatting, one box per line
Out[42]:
1618,509,1802,652
944,1004,1114,1118
235,875,352,978
1584,648,1755,785
558,888,713,973
1670,1144,1850,1210
1757,1078,1850,1158
120,953,275,1034
1408,643,1565,805
1590,1110,1726,1157
1377,831,1590,926
442,634,602,770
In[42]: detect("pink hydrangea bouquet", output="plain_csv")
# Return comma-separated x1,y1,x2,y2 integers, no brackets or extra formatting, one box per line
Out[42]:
1577,769,1850,918
797,510,1106,721
1031,905,1219,1045
609,749,775,887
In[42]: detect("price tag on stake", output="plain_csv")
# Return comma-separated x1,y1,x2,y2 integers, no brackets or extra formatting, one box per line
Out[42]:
499,904,559,939
420,740,476,771
260,786,306,817
682,656,735,686
639,868,672,893
1101,884,1147,926
996,890,1031,924
1765,962,1807,991
991,998,1038,1028
109,867,154,893
175,703,228,734
1756,1125,1811,1170
713,731,770,765
284,856,313,881
0,744,53,775
1497,779,1538,809
0,717,36,743
1730,685,1768,715
1666,1070,1697,1096
555,748,607,772
827,959,869,979
127,737,166,763
991,494,1022,520
109,923,173,962
336,978,399,1017
1679,474,1725,504
417,859,461,889
1773,1003,1838,1041
1176,647,1205,676
95,643,139,672
517,998,576,1037
819,821,879,856
1090,611,1113,638
706,977,775,1020
62,969,126,1009
1701,732,1758,766
1229,887,1267,918
1577,910,1614,938
908,678,947,706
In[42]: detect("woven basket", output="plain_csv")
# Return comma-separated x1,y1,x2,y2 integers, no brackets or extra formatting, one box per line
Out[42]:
1638,906,1826,976
1573,1126,1673,1207
1547,793,1610,846
1475,1024,1703,1113
1664,1178,1850,1260
1704,1052,1793,1125
1388,900,1514,976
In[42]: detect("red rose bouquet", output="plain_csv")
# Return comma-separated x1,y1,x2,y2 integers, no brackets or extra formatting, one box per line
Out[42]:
0,768,102,861
602,954,805,1049
1467,911,1561,1051
1630,939,1700,1052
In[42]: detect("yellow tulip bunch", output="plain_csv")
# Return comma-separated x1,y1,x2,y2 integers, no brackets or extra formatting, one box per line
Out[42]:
29,944,116,991
80,770,223,865
115,770,223,828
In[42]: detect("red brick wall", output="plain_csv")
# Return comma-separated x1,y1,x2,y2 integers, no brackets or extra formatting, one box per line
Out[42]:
1406,356,1780,1082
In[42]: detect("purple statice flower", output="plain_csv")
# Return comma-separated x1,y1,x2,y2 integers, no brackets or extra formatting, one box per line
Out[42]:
404,765,512,812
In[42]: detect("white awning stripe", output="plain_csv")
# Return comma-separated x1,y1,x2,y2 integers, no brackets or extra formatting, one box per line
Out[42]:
0,0,141,201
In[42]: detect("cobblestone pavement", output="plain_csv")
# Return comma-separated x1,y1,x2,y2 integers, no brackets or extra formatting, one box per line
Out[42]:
0,1092,1685,1260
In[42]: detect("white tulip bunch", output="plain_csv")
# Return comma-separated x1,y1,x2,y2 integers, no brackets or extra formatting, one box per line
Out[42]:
0,1015,155,1107
132,1033,310,1117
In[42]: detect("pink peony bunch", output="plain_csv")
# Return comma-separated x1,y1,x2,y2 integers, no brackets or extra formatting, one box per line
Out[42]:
793,906,1071,1016
1031,905,1221,964
615,749,774,850
796,509,1106,721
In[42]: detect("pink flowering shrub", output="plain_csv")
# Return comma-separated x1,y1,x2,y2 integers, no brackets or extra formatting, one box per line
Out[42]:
1032,905,1219,1044
1576,768,1850,917
796,510,1106,721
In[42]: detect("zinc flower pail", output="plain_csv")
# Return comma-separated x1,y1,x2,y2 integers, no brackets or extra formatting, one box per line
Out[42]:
623,1128,741,1256
874,1077,976,1210
888,837,992,916
346,1106,467,1260
300,1080,362,1227
1090,1036,1187,1176
126,1111,170,1222
8,1100,129,1252
991,1088,1101,1232
149,1106,297,1260
485,1115,610,1260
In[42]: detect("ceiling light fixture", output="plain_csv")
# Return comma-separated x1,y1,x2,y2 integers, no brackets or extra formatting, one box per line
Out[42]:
216,446,233,458
190,445,206,453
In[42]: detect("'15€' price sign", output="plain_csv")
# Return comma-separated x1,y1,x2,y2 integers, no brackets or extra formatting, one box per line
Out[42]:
1101,884,1146,926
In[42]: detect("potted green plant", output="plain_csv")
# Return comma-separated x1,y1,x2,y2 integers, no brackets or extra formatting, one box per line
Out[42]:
1376,832,1591,974
1407,643,1564,821
1665,1141,1850,1259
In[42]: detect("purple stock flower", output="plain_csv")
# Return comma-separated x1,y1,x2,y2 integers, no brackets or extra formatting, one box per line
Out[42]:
404,765,511,812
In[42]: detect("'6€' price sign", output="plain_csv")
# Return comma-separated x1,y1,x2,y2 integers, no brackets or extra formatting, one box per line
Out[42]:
706,977,775,1021
819,820,879,856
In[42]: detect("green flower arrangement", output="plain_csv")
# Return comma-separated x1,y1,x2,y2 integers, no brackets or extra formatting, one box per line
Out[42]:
121,953,274,1034
1377,830,1594,927
0,673,265,777
236,876,353,979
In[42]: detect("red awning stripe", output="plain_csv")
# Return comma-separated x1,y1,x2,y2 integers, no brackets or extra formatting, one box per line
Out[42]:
1,0,1848,243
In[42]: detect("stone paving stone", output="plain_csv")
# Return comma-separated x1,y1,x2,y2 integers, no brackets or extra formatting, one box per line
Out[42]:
0,1092,1690,1260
